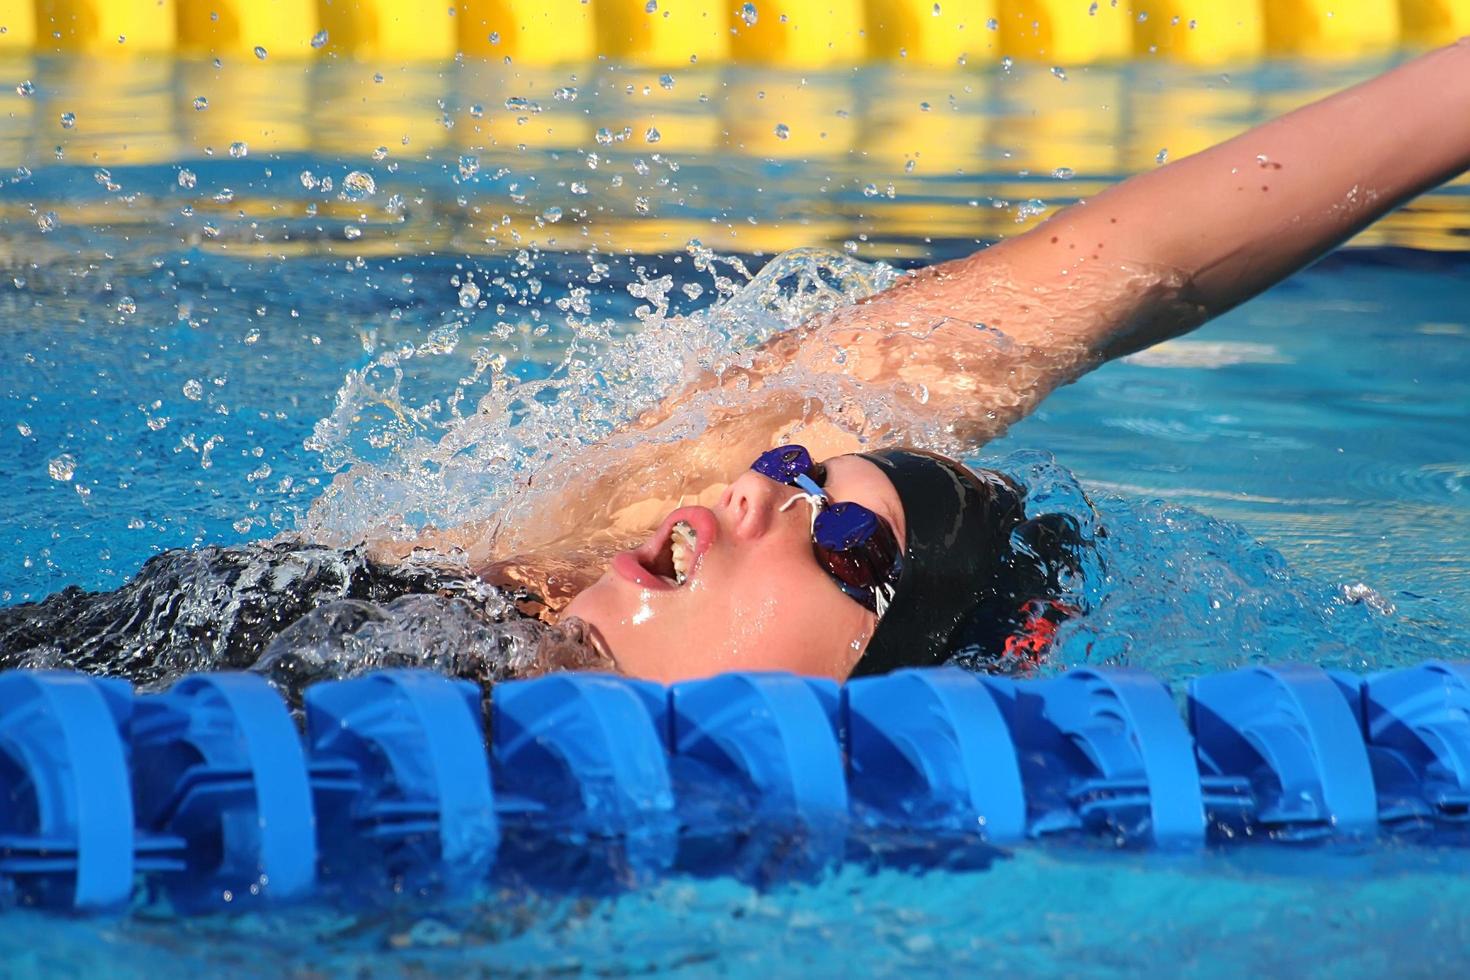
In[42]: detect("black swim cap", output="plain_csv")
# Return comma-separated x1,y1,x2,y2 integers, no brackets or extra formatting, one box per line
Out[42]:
852,449,1027,676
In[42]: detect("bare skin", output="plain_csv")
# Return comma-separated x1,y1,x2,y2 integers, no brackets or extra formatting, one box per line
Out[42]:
386,40,1470,680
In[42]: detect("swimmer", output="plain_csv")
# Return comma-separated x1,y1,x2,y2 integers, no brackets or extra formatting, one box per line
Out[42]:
425,39,1470,682
4,40,1468,696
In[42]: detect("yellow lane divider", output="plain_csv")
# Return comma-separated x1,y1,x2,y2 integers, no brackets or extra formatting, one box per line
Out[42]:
1133,1,1265,63
865,0,1001,67
35,0,177,54
176,0,318,59
1401,0,1470,43
1264,0,1400,57
456,0,596,62
0,0,36,50
0,0,1466,63
997,0,1133,63
729,0,867,67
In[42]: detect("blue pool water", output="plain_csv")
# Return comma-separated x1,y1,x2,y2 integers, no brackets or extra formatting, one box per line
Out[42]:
2,52,1469,973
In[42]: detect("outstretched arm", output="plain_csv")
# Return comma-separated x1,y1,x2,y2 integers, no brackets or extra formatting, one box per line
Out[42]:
413,41,1470,583
948,36,1470,360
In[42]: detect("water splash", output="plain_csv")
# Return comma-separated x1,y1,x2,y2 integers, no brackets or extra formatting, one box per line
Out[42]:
980,451,1439,681
0,543,608,704
300,248,902,544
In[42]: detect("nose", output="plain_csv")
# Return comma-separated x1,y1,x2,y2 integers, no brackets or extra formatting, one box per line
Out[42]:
721,471,794,541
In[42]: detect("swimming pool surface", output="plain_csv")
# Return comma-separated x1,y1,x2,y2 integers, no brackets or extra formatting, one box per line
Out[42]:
2,51,1469,974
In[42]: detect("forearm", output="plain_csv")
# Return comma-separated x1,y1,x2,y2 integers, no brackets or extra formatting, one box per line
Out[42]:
988,38,1470,358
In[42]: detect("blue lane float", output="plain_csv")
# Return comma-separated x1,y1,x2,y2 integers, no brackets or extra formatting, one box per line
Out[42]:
7,661,1470,911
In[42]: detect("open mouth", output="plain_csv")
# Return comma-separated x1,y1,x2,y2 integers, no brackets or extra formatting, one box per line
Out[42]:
612,507,717,592
653,520,698,586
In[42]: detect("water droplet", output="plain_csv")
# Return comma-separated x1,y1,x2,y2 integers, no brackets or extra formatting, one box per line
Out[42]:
371,146,388,161
774,122,790,139
862,183,879,198
1052,166,1074,180
504,96,541,114
986,17,998,29
1014,198,1047,222
1050,66,1068,81
15,80,34,97
644,127,661,143
595,127,614,145
58,111,76,129
193,96,208,111
458,279,482,308
468,103,484,118
570,181,588,195
16,422,32,437
542,206,563,223
182,379,204,400
645,0,658,12
343,225,362,240
1000,56,1013,71
177,167,197,189
1156,147,1169,164
310,30,329,49
634,196,650,214
36,211,57,233
228,141,248,158
739,2,758,26
1136,10,1147,21
554,86,578,102
340,170,376,201
47,454,76,482
659,73,675,90
932,2,941,14
253,45,267,60
458,155,480,180
117,296,136,314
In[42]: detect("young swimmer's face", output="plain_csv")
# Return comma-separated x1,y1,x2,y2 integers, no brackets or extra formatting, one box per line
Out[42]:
562,455,906,684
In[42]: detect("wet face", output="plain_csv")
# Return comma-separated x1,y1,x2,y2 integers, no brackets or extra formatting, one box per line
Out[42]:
562,455,906,684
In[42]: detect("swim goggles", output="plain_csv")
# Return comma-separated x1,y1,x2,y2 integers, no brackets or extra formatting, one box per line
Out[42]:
750,444,904,616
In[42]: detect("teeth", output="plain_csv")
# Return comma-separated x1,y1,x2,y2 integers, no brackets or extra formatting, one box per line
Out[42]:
670,520,696,585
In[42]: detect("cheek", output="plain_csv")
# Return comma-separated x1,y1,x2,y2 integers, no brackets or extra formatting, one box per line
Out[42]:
561,553,870,683
562,573,721,683
716,554,870,677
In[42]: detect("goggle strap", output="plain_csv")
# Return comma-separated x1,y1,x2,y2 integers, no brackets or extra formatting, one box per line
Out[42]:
779,490,826,534
793,473,825,498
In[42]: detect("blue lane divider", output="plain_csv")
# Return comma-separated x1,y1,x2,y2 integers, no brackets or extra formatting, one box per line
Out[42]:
664,673,847,879
131,673,317,909
1360,661,1470,832
14,662,1470,912
845,668,1025,844
492,673,675,885
1190,664,1377,841
0,672,140,909
306,670,497,897
987,668,1205,847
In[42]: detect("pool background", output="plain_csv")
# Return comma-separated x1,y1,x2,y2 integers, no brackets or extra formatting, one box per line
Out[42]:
1,49,1469,974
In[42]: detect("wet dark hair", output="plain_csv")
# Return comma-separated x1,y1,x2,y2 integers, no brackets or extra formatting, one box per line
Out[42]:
853,449,1084,676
